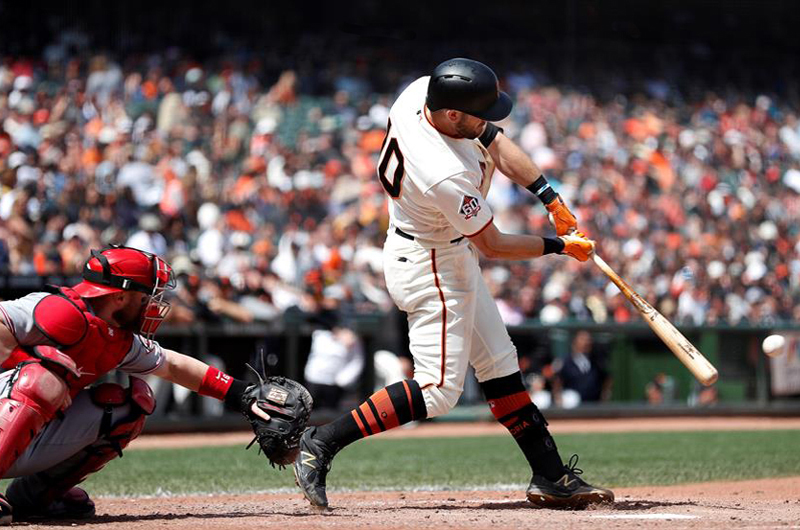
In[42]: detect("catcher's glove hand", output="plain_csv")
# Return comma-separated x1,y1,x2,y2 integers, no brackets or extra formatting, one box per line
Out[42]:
240,369,313,468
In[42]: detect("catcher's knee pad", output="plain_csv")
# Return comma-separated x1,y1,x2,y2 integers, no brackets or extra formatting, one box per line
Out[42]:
90,377,155,453
0,359,75,477
7,377,155,506
420,383,462,418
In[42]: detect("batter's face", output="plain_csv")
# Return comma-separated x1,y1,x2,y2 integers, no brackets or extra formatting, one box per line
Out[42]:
452,112,487,139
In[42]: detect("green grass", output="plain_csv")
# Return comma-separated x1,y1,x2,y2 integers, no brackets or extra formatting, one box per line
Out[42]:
6,430,800,497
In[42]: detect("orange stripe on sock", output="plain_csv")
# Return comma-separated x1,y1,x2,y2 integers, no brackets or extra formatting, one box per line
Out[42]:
351,410,369,437
487,391,532,420
370,388,400,430
402,381,415,420
359,402,380,432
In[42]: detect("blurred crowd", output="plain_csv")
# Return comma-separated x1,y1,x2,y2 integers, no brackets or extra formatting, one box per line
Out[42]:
1,31,799,328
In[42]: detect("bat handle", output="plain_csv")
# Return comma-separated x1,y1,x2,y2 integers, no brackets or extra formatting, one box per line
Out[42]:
591,253,624,290
592,252,610,271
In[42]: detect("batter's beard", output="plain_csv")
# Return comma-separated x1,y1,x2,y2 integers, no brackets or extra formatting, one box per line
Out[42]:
454,120,484,139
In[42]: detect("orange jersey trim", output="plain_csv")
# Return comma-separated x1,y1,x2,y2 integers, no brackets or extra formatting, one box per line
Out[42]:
464,216,494,238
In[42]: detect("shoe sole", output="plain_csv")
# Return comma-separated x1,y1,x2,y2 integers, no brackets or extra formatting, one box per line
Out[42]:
293,463,329,509
526,489,614,509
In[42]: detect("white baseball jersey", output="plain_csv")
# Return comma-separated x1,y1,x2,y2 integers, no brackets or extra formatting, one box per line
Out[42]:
380,77,495,243
380,76,519,419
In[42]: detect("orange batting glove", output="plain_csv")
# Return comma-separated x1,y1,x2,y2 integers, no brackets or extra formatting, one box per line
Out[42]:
545,195,578,236
559,232,595,262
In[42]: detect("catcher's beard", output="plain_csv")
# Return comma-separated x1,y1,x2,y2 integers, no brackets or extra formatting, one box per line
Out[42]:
112,303,146,332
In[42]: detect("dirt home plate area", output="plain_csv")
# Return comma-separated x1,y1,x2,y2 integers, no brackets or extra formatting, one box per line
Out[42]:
30,418,800,529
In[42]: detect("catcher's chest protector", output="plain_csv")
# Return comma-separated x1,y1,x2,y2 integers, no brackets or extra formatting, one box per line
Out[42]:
30,288,134,396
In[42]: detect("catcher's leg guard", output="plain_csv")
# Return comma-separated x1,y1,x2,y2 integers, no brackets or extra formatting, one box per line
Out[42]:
0,359,75,479
6,377,154,518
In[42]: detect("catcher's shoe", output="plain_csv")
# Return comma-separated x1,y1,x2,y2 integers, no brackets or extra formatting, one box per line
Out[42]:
293,427,336,508
0,494,11,526
526,454,614,509
10,487,96,522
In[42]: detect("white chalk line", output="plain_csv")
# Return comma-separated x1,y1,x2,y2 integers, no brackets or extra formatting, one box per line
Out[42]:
592,513,699,520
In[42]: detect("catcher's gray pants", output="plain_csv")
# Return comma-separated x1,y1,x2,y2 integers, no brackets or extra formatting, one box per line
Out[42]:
1,370,135,478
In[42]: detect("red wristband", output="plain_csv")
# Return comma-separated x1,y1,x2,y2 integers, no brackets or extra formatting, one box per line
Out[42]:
198,366,234,400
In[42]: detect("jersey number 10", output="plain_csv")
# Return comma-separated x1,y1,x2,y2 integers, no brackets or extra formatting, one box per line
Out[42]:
378,119,405,198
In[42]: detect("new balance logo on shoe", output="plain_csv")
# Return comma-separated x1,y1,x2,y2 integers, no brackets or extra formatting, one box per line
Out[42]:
555,474,579,489
301,451,317,469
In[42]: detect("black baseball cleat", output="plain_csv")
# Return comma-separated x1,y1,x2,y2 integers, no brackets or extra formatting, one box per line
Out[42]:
8,487,96,522
526,454,614,509
0,494,11,526
293,427,337,508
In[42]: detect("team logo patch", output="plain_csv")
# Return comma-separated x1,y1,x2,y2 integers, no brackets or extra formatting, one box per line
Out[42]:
459,195,481,220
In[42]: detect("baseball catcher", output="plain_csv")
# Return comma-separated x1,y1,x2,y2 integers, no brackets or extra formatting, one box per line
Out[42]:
0,245,312,524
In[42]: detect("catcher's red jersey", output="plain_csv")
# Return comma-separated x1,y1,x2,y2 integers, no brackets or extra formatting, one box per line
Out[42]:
1,287,143,396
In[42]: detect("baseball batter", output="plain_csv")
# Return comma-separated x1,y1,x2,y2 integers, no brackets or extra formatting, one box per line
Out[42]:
0,245,308,524
295,58,613,509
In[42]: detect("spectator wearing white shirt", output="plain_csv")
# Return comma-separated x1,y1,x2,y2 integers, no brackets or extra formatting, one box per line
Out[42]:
303,310,364,410
125,213,168,257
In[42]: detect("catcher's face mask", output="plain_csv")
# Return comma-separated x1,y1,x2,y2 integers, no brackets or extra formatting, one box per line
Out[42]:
138,254,176,339
75,245,177,339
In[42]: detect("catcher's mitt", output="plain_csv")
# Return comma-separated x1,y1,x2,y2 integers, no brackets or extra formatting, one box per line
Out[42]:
240,369,313,468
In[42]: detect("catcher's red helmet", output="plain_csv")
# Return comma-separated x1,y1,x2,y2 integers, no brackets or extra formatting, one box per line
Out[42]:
72,245,176,339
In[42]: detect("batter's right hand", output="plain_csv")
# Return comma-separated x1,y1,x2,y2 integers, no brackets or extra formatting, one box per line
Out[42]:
545,195,578,236
559,232,595,262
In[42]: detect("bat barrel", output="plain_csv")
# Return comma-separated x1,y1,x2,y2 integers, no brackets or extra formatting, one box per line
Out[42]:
592,254,718,387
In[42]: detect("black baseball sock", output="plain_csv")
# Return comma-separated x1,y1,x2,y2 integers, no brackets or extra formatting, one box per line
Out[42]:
314,379,427,451
481,372,565,481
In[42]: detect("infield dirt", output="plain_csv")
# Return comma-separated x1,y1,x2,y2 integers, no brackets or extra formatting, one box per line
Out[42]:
25,417,800,529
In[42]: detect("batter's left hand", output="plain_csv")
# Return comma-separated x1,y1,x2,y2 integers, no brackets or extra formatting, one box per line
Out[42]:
545,195,578,236
559,232,595,262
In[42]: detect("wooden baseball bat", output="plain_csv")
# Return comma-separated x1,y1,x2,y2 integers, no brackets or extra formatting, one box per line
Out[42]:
592,253,718,386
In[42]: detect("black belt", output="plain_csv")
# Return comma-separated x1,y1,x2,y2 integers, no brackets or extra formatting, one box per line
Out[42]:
395,227,464,244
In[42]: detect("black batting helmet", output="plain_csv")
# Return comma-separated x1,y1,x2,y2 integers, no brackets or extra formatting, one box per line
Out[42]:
426,58,512,122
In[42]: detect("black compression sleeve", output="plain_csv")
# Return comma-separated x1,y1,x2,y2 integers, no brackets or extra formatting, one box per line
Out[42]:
526,175,558,205
542,237,565,255
478,123,502,147
223,378,251,412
